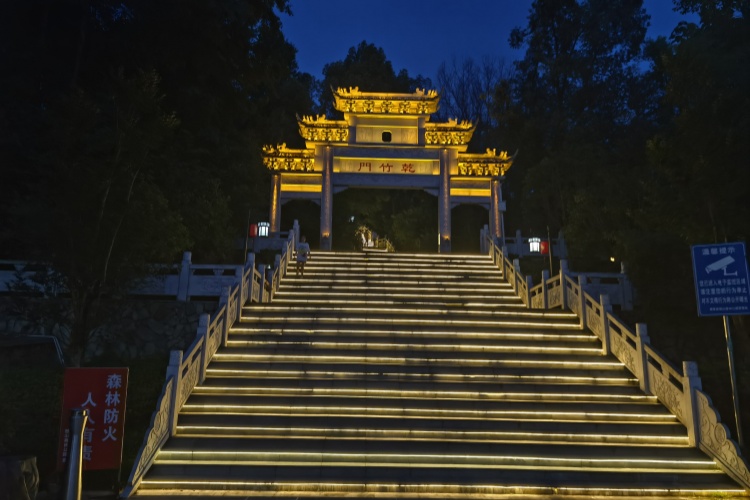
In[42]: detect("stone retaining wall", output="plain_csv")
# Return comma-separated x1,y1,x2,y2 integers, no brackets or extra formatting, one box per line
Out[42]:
0,297,215,362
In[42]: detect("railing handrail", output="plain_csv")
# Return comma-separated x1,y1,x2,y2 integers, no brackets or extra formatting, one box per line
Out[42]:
122,224,298,496
482,231,750,489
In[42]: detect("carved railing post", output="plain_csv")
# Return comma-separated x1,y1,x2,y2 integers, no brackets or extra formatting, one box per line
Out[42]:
197,314,210,384
683,361,702,447
525,275,533,309
559,260,568,310
166,350,183,435
219,287,230,347
177,251,192,301
274,254,282,290
636,323,651,394
257,264,267,303
577,275,587,329
541,270,549,309
600,294,612,355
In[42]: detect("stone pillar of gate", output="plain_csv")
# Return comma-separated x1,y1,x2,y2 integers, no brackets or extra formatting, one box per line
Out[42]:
490,177,504,245
269,173,281,233
438,148,452,253
320,146,333,250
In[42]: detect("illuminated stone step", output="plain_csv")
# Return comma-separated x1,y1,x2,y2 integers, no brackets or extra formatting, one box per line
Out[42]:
131,472,750,498
229,325,598,342
198,374,640,396
153,438,717,473
180,397,677,423
281,273,506,283
176,414,689,443
241,310,579,328
190,383,654,404
175,425,689,446
265,298,527,309
245,303,575,317
272,292,520,305
205,365,638,386
294,260,502,280
211,350,621,369
223,337,603,355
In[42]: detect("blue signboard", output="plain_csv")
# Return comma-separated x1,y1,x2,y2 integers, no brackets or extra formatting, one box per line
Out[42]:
691,242,750,317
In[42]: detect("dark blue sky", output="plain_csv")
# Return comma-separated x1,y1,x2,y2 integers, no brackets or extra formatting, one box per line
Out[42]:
282,0,696,81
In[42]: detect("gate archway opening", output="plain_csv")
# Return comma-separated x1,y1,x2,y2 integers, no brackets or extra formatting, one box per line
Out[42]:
263,88,514,252
332,188,437,252
280,199,320,248
452,204,490,254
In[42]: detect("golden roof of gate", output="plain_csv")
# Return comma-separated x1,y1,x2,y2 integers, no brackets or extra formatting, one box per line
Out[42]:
333,87,440,115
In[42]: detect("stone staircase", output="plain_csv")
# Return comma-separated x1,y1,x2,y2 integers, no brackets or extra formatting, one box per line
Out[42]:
132,251,748,498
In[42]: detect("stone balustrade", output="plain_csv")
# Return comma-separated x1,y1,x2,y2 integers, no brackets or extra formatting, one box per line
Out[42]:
483,231,750,489
121,229,296,496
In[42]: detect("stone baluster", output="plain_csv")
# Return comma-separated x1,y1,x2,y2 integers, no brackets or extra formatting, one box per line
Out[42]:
600,294,612,355
258,264,267,303
526,275,533,308
636,323,651,393
559,260,568,310
197,314,210,384
167,350,183,434
541,269,549,309
577,275,587,329
177,251,192,301
682,361,702,446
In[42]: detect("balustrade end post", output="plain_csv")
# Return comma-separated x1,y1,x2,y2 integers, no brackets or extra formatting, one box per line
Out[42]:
559,261,568,310
525,275,533,309
258,264,267,303
177,251,192,301
541,270,550,309
682,361,702,447
577,275,587,329
198,313,210,384
636,323,651,394
600,294,612,355
274,254,282,284
167,350,183,435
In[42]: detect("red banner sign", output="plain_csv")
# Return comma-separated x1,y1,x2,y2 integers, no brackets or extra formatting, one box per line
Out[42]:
58,367,128,471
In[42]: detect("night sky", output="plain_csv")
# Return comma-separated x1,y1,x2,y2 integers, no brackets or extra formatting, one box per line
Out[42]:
281,0,697,81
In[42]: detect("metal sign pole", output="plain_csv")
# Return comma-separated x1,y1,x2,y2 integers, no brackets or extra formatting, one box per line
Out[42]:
722,315,744,447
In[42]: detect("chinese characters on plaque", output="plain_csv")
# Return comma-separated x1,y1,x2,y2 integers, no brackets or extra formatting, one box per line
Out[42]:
335,158,437,175
58,367,129,470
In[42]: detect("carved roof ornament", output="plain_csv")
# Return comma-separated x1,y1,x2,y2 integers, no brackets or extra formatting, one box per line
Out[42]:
425,118,476,146
333,87,440,115
297,114,349,143
457,149,516,177
262,143,315,172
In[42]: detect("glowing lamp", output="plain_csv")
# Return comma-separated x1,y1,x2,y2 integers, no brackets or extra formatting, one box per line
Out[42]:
529,237,541,253
258,222,270,237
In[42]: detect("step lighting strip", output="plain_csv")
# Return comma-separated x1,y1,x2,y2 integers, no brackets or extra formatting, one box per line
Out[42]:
240,316,583,330
211,353,623,368
136,481,746,498
246,307,577,319
270,299,527,308
192,386,657,403
180,404,678,423
175,425,689,446
229,327,597,341
155,450,717,473
205,369,637,385
224,340,602,354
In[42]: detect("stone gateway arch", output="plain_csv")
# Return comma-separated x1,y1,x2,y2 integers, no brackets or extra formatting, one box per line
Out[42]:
262,88,514,252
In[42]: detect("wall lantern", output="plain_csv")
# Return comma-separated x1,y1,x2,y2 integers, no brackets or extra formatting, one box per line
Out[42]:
529,237,541,253
258,222,270,237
